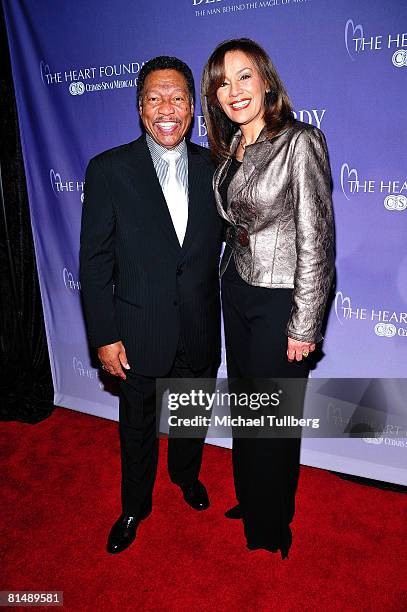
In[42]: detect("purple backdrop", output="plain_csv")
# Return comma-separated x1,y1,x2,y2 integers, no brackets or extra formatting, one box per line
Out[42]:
3,0,407,485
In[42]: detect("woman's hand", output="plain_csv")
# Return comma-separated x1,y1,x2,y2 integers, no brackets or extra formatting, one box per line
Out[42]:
287,337,316,362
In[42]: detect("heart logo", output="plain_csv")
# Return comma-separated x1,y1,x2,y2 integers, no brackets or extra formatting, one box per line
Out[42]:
40,60,51,85
334,291,352,325
340,163,359,200
345,19,364,60
72,357,85,374
49,169,62,196
63,267,74,289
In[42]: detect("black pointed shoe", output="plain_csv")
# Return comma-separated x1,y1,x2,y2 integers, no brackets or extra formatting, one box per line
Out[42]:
180,480,210,511
224,504,242,519
107,507,150,555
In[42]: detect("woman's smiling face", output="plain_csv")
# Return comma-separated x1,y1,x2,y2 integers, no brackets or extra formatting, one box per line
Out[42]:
216,50,267,132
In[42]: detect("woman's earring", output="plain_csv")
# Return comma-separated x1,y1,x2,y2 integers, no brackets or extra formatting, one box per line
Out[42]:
265,90,275,103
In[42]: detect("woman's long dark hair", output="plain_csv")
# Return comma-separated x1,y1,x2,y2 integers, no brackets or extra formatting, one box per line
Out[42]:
201,38,294,161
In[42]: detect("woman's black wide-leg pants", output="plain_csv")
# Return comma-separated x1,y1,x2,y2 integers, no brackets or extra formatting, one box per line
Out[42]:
221,260,309,557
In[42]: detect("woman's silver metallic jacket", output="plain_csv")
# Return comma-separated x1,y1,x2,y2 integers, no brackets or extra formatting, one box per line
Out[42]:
213,120,335,343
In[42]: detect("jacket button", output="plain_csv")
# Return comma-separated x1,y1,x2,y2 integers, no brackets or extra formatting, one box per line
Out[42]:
236,226,250,247
176,266,183,276
173,301,178,306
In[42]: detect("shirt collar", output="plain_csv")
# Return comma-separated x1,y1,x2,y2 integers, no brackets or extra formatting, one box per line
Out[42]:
146,133,187,162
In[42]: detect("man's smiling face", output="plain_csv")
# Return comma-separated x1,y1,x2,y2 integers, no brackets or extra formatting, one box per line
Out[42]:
139,69,194,149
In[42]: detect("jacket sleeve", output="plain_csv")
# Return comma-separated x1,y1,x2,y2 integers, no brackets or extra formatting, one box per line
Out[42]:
286,128,335,343
79,156,121,348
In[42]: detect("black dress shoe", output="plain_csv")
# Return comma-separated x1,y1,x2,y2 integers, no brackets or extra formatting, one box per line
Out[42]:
180,480,210,511
224,504,242,519
107,508,150,555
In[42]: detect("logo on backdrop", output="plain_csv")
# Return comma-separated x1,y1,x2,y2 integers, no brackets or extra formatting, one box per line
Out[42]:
326,405,405,439
334,291,407,338
292,109,326,129
40,61,52,85
363,437,407,448
345,19,407,67
63,268,81,291
362,437,383,445
334,291,351,326
193,0,311,19
69,82,85,96
340,163,407,211
50,169,84,203
345,19,364,60
40,59,146,95
195,108,326,147
73,357,103,389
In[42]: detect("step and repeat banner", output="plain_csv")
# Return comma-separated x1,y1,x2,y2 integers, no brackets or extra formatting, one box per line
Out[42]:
3,0,407,484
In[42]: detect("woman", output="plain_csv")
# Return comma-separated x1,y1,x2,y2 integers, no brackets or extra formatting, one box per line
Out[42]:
201,38,335,558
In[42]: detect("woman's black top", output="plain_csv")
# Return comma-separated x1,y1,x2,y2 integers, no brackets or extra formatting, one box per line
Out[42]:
219,156,242,212
220,157,245,284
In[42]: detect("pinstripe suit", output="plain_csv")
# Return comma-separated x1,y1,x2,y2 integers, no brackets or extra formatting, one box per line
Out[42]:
80,134,223,514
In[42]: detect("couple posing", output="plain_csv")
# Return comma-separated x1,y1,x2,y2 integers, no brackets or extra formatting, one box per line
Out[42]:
79,38,334,559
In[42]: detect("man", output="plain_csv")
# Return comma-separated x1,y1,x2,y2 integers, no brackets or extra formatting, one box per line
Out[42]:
79,56,223,554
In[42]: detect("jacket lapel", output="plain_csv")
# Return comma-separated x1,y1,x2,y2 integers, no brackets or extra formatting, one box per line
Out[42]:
213,156,233,222
213,130,254,222
226,128,270,207
128,135,181,252
214,127,290,221
180,142,211,256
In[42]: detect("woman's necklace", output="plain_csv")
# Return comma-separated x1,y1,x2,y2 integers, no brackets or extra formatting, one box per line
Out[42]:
236,136,246,161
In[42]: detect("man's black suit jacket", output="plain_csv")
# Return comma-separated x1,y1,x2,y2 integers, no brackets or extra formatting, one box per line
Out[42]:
79,135,223,377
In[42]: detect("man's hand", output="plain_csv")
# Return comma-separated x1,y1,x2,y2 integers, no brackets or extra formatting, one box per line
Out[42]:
98,341,130,380
287,337,316,362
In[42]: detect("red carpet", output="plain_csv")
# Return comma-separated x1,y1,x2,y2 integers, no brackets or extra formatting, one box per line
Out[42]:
1,407,406,611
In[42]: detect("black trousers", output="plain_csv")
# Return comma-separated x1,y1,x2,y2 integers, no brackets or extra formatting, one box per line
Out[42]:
222,259,309,553
118,337,219,516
